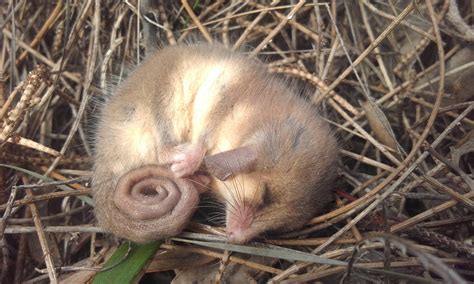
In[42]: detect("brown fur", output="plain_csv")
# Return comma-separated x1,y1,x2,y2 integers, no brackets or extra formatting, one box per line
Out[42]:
92,43,337,243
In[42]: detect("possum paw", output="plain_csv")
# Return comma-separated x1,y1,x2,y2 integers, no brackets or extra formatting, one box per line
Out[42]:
169,143,206,177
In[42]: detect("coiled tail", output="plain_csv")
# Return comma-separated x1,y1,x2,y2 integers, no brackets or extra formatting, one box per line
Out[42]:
93,165,199,243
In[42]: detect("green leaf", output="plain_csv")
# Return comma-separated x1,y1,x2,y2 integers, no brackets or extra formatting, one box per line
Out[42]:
0,163,93,205
192,0,201,9
93,241,162,284
172,238,347,266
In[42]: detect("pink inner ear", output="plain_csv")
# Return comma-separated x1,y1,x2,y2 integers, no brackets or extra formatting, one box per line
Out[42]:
203,145,257,181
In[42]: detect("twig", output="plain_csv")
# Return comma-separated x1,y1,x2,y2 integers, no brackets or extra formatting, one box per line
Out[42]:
25,187,58,283
315,1,416,104
0,176,18,282
160,244,282,274
15,0,64,65
12,176,90,190
252,0,305,54
3,225,104,234
181,0,213,43
0,188,91,211
233,1,280,50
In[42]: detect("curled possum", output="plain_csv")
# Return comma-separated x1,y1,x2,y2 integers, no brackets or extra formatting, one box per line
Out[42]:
92,43,338,244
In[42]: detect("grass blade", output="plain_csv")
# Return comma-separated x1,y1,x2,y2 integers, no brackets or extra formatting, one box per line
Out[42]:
93,241,162,284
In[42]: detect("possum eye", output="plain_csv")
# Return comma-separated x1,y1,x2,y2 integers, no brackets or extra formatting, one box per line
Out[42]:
261,183,273,207
292,127,304,149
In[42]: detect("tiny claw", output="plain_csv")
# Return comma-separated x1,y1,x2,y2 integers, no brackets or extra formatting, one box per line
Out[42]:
168,143,206,177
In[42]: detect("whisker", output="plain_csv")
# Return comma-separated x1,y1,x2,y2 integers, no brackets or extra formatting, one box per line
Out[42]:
206,215,226,224
220,180,239,214
202,201,225,208
195,205,222,210
183,176,214,191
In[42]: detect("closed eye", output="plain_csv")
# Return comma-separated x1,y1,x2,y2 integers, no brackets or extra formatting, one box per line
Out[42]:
261,183,273,207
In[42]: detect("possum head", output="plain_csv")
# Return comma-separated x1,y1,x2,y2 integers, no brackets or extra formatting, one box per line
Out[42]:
206,118,337,244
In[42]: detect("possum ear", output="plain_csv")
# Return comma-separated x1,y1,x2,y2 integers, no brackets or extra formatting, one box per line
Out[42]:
204,145,257,181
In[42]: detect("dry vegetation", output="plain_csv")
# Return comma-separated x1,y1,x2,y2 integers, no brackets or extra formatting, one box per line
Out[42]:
1,0,473,283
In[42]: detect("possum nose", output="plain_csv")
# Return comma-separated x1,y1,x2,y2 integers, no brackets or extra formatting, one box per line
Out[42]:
227,228,251,244
226,205,255,244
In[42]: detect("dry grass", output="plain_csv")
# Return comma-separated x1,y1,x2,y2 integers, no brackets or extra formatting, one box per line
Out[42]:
1,0,473,283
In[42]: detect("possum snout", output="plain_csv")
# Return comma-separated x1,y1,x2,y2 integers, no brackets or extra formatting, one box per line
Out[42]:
226,204,257,244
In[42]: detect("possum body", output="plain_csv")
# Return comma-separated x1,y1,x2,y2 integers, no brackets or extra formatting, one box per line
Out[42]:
92,43,337,244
